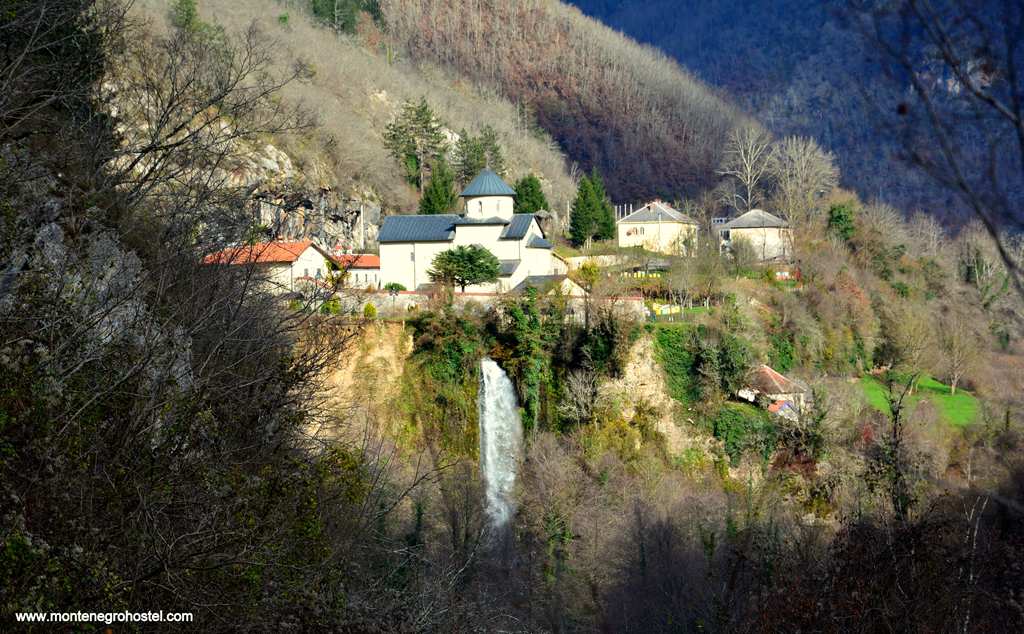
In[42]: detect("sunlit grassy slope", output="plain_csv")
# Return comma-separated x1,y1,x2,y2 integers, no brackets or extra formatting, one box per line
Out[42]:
860,375,980,428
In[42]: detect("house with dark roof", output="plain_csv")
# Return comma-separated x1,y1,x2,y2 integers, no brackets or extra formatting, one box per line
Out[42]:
378,169,567,292
716,209,792,262
616,200,698,255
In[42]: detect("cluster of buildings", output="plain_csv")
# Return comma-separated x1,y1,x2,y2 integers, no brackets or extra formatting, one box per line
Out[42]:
203,169,793,300
615,200,792,261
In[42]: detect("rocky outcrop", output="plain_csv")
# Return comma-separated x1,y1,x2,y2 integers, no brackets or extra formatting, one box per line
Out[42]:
224,140,382,250
603,334,707,456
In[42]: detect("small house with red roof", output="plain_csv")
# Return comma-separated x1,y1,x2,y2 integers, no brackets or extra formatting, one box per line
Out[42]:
737,364,808,419
203,239,335,293
332,252,381,289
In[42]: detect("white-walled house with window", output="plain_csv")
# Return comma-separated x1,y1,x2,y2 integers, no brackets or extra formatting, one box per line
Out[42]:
333,252,381,289
616,200,698,255
716,209,792,262
203,239,334,292
378,169,567,293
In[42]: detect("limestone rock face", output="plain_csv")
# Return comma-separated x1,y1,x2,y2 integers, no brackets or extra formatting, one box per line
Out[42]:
221,140,382,250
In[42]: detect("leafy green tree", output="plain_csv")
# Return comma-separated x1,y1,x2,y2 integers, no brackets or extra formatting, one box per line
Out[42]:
428,245,501,292
569,176,597,247
383,282,406,292
589,170,616,240
452,125,506,184
827,202,856,242
514,174,549,214
383,97,448,192
418,160,457,214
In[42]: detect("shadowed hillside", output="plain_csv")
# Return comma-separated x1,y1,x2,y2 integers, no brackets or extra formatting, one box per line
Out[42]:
378,0,753,203
566,0,1023,225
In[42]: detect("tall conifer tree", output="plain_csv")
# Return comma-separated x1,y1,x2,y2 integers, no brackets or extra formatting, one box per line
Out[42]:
513,174,549,214
419,160,457,215
569,176,596,247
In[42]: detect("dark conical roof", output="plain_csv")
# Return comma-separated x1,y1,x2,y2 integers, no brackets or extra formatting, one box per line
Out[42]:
459,168,516,197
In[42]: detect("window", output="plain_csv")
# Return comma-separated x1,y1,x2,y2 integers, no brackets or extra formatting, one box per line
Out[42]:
721,230,730,240
315,268,322,279
304,267,309,277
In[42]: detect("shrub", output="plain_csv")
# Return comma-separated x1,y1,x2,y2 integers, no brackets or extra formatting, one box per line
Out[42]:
827,202,856,242
652,324,699,403
710,403,777,466
769,331,795,373
384,282,406,292
363,302,377,319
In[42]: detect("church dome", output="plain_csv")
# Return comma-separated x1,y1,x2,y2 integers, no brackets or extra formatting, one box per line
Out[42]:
459,168,516,197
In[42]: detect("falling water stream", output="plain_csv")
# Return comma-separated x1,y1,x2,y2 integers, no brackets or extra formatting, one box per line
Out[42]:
478,357,524,530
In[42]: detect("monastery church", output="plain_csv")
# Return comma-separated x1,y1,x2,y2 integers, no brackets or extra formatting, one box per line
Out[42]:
378,169,567,292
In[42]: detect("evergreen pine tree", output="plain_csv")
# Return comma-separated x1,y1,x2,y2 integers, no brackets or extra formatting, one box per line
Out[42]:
383,97,448,192
569,176,596,247
513,174,549,214
452,125,506,184
478,125,506,176
418,160,457,215
452,129,486,185
590,170,616,240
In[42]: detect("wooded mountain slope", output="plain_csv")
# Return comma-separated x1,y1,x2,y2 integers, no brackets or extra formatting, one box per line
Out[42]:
378,0,753,202
134,0,579,214
565,0,991,222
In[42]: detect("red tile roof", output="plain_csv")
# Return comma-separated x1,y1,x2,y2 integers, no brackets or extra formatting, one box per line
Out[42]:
333,253,380,269
747,364,806,395
203,240,318,265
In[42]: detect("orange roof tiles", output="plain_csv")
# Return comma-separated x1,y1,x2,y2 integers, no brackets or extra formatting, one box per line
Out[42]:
333,254,380,269
203,240,317,265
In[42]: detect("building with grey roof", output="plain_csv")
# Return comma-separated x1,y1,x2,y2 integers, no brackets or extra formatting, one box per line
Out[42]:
378,169,567,292
616,200,699,255
716,209,792,262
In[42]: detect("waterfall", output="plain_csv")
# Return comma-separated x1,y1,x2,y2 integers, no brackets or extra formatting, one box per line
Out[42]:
478,357,524,530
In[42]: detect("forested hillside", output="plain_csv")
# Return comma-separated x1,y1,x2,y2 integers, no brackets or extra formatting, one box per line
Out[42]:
566,0,1019,223
4,0,1024,631
378,0,752,202
134,0,579,216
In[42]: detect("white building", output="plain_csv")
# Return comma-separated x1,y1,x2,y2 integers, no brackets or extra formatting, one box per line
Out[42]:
333,252,381,289
203,239,334,292
616,200,698,255
378,169,566,292
717,209,792,262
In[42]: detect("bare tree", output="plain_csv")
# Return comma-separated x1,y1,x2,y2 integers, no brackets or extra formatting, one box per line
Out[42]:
937,305,981,395
559,368,600,425
769,135,839,231
717,124,774,212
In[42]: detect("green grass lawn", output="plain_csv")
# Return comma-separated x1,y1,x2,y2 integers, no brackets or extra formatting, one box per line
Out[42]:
859,375,980,428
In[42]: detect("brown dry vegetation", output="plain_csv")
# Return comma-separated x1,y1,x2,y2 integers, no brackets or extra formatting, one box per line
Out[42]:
133,0,579,212
379,0,754,202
